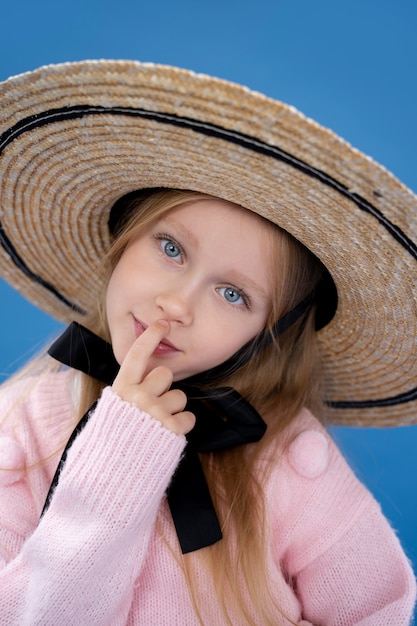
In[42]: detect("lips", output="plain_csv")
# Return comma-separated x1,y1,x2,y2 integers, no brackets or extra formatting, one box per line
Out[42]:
133,316,179,354
133,316,146,339
153,340,178,355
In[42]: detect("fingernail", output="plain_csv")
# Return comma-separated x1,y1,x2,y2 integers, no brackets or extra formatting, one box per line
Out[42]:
157,319,170,329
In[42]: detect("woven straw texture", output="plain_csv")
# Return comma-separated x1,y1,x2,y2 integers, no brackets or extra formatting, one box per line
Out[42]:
1,60,417,426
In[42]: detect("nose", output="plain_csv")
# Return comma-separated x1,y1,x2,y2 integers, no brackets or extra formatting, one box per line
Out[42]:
155,287,194,325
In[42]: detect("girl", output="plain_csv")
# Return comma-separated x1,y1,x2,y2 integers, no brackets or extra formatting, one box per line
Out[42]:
0,60,416,625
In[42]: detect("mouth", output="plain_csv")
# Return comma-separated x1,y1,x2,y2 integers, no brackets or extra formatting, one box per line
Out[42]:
133,317,179,354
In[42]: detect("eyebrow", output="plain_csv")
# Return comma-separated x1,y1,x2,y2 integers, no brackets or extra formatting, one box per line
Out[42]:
159,215,200,250
225,269,270,302
158,215,270,303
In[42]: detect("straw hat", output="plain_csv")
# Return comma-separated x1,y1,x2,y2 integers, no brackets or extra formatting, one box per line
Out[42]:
1,60,417,427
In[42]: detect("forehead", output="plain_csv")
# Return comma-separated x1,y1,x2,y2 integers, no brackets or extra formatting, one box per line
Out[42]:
158,198,275,291
160,198,274,242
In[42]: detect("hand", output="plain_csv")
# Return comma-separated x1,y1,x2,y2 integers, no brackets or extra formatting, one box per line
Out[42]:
112,320,195,435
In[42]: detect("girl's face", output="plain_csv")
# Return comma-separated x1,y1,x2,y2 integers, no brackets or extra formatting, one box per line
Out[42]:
106,199,273,381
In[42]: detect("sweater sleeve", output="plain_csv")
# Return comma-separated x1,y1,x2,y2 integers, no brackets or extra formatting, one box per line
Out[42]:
0,383,186,625
270,412,416,626
295,504,416,625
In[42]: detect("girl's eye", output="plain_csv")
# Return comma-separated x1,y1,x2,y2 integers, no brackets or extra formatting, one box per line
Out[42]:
218,286,249,308
159,237,183,261
164,240,180,258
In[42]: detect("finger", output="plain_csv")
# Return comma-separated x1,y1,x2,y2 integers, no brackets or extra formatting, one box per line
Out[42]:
115,320,170,384
146,388,187,417
127,387,186,423
162,410,196,436
140,366,173,396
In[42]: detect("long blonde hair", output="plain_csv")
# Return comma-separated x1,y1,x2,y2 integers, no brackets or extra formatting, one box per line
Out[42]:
79,189,326,625
7,189,326,624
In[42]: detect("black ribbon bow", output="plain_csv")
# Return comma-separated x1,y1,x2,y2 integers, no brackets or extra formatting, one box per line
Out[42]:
44,322,267,553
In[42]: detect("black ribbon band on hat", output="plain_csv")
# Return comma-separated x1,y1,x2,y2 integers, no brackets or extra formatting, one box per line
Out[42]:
44,322,267,553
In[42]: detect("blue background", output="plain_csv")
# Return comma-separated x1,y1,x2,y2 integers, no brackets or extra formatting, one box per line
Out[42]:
1,0,416,611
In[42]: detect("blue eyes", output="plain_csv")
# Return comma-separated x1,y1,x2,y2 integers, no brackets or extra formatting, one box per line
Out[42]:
163,240,181,259
156,234,250,308
219,287,244,305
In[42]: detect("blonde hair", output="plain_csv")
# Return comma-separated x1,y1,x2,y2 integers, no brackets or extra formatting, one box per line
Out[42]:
5,189,326,624
82,189,326,624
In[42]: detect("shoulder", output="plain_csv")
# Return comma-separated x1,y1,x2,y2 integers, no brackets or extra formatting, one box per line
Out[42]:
0,369,76,485
271,408,370,507
0,367,75,413
285,410,330,479
264,408,384,566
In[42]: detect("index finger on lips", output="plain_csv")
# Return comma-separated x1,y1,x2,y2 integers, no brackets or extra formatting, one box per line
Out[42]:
116,320,170,384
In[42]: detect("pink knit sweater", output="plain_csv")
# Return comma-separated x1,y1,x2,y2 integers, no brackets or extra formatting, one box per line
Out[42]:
0,371,415,625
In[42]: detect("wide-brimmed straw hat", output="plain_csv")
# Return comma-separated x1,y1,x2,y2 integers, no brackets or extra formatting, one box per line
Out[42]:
1,60,417,427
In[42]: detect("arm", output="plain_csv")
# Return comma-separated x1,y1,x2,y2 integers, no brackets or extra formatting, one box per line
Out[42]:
295,502,416,625
272,419,416,626
0,386,186,624
0,322,193,624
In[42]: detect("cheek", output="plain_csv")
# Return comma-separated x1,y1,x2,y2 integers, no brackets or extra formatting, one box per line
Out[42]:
106,257,139,305
205,316,264,362
105,266,134,331
105,274,120,319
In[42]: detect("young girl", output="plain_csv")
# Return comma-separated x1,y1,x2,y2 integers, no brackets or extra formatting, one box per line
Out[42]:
0,61,416,625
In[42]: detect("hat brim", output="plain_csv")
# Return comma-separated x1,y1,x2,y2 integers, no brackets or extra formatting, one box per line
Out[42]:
1,60,417,427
